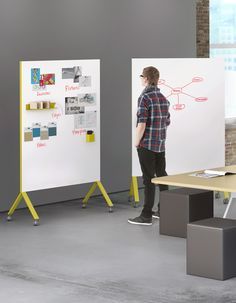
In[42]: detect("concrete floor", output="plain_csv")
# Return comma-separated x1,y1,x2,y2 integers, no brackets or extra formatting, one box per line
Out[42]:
0,190,236,303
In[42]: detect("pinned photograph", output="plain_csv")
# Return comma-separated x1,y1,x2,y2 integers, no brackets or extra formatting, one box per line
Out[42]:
78,76,91,87
85,111,97,128
41,74,55,85
65,96,84,115
65,105,85,115
65,97,78,105
62,66,82,81
73,66,82,83
62,68,75,79
74,114,86,129
31,68,40,84
77,93,96,106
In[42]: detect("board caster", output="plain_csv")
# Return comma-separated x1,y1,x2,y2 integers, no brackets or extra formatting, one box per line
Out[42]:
215,192,220,199
6,215,12,222
223,198,229,205
33,220,40,226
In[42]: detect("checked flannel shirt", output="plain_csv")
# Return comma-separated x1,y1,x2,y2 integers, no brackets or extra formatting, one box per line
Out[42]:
137,85,170,153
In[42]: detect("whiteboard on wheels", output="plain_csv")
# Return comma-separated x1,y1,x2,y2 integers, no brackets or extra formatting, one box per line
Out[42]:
132,58,225,177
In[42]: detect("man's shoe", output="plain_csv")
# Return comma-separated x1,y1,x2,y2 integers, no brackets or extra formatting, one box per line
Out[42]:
152,210,160,219
128,216,152,225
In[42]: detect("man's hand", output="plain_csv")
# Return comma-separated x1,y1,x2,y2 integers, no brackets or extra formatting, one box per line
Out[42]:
135,123,146,148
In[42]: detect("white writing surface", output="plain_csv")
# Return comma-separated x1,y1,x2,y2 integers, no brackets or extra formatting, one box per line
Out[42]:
21,60,100,191
132,58,225,176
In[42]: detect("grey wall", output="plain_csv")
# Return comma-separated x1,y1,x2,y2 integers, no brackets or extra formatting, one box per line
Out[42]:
0,0,196,211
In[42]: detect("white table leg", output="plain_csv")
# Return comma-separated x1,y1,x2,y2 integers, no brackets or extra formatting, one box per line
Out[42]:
223,192,236,218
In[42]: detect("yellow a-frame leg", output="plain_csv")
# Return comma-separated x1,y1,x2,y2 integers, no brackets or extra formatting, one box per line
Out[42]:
82,181,113,212
7,192,40,226
12,63,40,226
129,176,139,207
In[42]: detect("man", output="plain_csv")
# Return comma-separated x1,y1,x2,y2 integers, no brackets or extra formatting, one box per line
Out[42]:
128,66,170,226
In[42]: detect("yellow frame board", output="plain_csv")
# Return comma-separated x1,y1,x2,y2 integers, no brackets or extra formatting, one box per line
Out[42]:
7,62,113,226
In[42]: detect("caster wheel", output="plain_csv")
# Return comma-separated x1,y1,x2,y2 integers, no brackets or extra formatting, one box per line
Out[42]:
6,216,12,222
223,198,229,205
128,197,134,202
133,202,139,208
82,204,87,209
33,220,39,226
215,192,220,199
109,207,113,213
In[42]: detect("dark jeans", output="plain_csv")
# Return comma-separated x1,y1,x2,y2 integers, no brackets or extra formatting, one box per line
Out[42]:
137,147,168,218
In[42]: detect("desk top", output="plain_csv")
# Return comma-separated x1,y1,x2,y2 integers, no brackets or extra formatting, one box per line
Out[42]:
152,165,236,192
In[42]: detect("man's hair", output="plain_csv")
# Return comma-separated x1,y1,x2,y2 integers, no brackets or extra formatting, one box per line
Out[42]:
142,66,160,86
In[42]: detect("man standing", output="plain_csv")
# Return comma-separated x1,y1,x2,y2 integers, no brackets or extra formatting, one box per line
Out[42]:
128,66,170,226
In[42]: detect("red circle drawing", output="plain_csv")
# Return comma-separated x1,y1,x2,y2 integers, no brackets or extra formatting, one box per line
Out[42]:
195,97,208,102
173,104,185,110
192,77,204,82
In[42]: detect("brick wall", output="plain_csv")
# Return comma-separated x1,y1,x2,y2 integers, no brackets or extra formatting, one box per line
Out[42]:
225,119,236,165
196,0,209,58
196,0,236,165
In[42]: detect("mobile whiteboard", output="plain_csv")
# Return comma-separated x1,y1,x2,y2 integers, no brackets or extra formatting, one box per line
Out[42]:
21,60,100,192
132,58,225,176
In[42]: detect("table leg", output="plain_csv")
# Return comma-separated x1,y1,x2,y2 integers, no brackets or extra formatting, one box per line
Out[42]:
223,192,236,218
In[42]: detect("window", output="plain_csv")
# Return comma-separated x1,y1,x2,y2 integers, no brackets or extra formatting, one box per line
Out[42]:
210,0,236,118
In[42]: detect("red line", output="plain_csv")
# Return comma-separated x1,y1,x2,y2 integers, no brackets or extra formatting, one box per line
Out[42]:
181,82,193,89
162,83,174,90
181,92,195,99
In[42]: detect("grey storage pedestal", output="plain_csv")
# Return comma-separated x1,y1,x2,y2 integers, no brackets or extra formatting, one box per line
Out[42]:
160,188,213,238
187,217,236,280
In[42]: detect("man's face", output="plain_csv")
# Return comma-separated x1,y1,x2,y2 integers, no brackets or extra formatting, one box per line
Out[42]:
140,74,148,87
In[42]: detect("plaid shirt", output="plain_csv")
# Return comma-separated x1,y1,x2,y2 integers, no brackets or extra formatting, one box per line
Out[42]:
137,85,170,152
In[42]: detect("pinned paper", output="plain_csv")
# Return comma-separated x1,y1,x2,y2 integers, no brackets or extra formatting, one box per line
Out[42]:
40,126,49,140
24,128,33,142
32,123,41,137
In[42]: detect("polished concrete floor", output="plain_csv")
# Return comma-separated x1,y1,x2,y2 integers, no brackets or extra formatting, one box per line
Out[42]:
0,190,236,303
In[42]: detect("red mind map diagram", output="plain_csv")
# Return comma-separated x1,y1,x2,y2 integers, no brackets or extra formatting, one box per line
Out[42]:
158,76,208,111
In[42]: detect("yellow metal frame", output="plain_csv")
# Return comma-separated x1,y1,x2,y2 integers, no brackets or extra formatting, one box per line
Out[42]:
223,192,230,200
8,63,112,224
129,176,139,204
215,191,230,204
7,62,40,225
82,181,113,210
223,191,230,205
8,192,39,221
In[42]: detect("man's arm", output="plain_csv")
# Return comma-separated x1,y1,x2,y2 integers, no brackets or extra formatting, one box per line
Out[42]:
135,123,146,147
166,112,170,126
